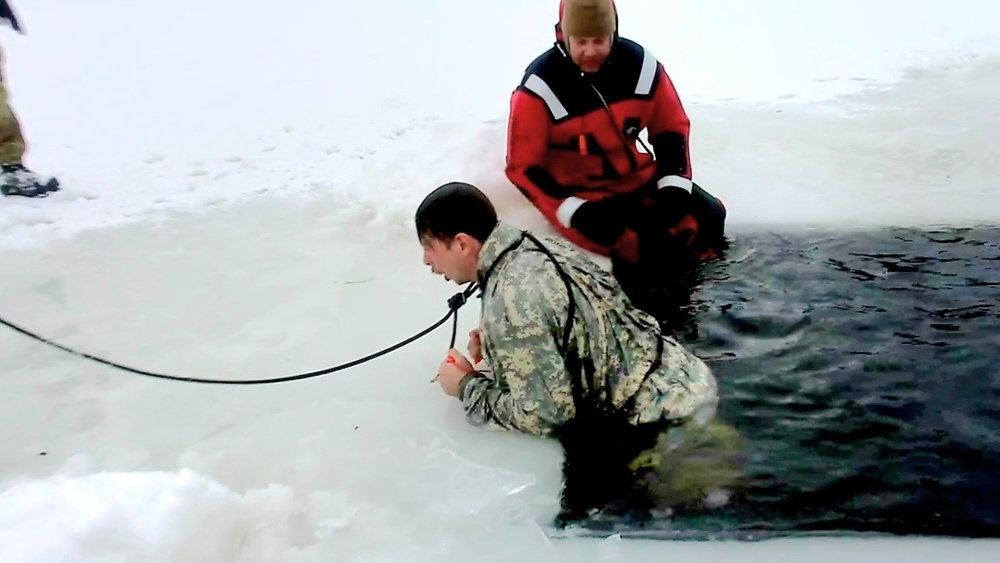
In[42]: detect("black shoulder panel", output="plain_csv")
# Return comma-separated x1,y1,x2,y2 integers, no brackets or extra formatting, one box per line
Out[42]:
515,38,658,122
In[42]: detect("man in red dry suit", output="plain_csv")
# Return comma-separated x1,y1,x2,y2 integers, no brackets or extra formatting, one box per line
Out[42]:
504,0,727,322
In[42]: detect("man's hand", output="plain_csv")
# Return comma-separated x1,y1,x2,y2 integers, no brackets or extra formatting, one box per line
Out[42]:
435,349,476,397
651,184,693,225
467,328,482,364
570,193,640,247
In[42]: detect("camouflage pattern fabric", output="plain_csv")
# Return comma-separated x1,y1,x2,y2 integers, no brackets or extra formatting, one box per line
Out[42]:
630,414,750,512
458,221,718,437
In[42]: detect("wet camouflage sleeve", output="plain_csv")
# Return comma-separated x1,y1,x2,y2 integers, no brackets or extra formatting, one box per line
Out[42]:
458,264,578,437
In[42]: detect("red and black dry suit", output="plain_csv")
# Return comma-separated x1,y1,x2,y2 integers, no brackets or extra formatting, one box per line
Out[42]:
505,26,724,265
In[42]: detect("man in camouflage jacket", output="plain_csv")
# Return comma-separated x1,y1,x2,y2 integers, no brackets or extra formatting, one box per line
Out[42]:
421,181,717,437
415,182,733,525
419,181,721,520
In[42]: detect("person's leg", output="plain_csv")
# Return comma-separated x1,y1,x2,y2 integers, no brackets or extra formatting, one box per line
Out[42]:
628,395,749,515
0,44,60,198
640,416,749,512
554,405,669,526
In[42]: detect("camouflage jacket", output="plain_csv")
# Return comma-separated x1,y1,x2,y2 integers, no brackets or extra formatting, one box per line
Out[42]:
457,221,718,438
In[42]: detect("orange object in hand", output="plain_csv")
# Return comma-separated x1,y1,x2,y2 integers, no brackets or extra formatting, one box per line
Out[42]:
447,352,482,365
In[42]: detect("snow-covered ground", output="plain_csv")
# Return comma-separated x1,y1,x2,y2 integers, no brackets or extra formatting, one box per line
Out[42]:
1,0,998,561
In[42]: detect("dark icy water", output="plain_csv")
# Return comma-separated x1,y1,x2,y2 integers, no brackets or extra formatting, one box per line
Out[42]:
607,225,1000,540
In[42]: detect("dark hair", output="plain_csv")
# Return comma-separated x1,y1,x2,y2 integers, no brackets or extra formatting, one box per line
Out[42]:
414,181,498,244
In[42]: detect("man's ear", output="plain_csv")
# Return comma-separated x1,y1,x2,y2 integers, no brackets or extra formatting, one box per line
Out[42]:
454,233,476,254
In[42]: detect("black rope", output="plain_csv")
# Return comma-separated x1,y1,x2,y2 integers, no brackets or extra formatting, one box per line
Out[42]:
0,282,479,385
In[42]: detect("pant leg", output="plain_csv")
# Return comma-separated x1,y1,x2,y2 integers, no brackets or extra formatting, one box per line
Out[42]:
631,415,750,512
554,408,673,526
0,43,26,165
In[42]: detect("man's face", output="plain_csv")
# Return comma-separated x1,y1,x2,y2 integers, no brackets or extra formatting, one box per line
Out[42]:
420,233,478,284
568,36,612,73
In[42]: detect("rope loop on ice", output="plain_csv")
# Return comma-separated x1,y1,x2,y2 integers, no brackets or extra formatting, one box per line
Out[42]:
0,282,479,385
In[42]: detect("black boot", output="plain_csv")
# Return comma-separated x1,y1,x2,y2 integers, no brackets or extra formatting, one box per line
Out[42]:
1,163,61,198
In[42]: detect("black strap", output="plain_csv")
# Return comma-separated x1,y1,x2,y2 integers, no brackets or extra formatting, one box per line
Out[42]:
521,232,586,406
479,230,663,417
478,231,580,381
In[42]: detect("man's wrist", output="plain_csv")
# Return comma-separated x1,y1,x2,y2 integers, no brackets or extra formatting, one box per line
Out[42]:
457,371,485,399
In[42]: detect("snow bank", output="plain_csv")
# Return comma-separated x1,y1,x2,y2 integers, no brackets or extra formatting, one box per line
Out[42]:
3,0,1000,249
0,469,302,563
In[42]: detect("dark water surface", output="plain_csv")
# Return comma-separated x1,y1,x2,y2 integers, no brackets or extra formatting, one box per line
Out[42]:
601,226,1000,540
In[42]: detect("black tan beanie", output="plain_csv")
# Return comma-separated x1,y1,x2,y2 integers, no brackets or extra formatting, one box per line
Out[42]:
561,0,616,39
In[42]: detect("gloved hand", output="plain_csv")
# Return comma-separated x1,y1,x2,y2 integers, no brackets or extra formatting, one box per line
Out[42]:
634,184,699,265
650,185,694,226
636,218,697,268
569,194,638,247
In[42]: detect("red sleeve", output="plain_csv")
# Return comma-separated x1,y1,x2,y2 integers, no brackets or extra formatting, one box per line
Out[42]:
504,89,613,256
646,64,693,184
